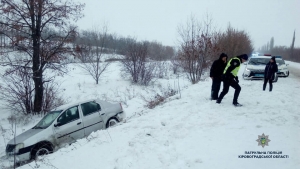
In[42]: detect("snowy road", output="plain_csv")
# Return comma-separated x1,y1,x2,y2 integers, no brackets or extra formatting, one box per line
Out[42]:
288,66,300,79
286,61,300,80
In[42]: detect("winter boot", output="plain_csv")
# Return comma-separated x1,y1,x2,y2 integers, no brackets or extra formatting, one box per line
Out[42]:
233,102,243,107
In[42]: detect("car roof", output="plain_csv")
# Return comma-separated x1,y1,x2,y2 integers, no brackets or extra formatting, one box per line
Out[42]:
251,55,283,59
52,99,98,111
250,56,271,59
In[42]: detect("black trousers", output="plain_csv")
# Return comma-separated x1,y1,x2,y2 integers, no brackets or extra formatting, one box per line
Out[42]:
211,78,222,100
217,78,241,104
263,78,273,91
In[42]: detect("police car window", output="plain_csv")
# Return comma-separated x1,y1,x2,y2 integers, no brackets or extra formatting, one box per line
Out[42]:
276,60,284,65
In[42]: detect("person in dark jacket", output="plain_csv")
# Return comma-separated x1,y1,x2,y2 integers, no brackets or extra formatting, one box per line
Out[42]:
210,53,228,100
263,56,278,92
216,54,248,107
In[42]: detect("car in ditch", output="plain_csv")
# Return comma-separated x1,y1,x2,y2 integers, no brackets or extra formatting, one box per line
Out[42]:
5,99,125,163
243,56,278,82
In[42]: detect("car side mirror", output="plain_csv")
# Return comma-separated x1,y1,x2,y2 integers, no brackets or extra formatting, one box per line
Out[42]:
54,122,62,127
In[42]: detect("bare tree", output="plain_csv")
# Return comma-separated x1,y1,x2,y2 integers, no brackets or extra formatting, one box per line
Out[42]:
0,67,34,115
290,30,295,59
75,25,111,84
146,41,175,61
177,15,218,84
170,56,181,74
120,39,156,85
270,37,274,51
0,67,65,115
216,24,253,57
0,0,84,113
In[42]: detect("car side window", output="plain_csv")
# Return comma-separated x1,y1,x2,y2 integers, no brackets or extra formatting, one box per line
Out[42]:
57,106,79,126
81,101,101,116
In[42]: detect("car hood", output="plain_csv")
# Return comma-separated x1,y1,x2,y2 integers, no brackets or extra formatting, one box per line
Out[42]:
278,65,287,69
246,65,265,70
8,128,44,145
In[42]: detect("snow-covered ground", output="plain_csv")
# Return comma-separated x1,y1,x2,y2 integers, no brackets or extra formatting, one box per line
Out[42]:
0,61,300,169
286,61,300,79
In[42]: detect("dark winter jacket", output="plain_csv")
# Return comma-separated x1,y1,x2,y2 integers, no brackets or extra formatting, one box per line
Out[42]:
210,55,227,80
264,61,278,80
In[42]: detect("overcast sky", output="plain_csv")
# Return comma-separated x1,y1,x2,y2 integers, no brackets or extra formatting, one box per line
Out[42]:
76,0,300,50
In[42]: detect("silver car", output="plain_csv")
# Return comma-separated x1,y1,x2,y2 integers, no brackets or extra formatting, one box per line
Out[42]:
5,99,125,163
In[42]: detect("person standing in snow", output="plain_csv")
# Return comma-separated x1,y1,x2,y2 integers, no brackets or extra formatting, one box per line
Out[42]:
216,54,248,106
210,53,228,100
263,56,278,92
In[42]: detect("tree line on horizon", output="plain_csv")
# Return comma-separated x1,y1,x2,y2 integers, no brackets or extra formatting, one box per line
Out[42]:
258,30,299,62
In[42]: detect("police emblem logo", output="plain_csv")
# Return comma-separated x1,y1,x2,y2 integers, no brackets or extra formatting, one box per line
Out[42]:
256,133,271,148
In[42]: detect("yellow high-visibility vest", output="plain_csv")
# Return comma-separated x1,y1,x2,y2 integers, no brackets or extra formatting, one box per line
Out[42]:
223,57,241,77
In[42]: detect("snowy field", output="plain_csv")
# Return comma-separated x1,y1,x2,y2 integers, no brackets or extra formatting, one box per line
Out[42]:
0,61,300,169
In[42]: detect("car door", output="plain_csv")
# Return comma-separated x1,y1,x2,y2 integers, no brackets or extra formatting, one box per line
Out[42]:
80,101,104,137
53,106,84,145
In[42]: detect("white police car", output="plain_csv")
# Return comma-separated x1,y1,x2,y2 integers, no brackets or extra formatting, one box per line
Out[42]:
276,58,289,77
243,56,278,82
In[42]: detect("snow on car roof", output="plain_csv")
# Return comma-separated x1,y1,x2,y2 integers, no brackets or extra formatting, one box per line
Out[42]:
52,99,97,111
250,55,271,59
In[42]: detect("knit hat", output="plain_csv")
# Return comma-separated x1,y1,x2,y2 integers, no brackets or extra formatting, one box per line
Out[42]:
239,54,248,61
219,53,228,59
271,56,276,61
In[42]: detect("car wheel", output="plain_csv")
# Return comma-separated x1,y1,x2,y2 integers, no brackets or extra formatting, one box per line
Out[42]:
31,144,52,161
286,71,289,77
106,118,118,128
273,76,278,82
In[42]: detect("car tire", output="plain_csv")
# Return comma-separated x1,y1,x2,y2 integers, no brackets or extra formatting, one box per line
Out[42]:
285,71,289,77
106,118,118,128
273,76,278,83
31,143,53,161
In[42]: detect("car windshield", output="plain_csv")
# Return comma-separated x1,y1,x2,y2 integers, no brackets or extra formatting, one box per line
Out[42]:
248,58,270,65
276,59,285,65
33,110,62,129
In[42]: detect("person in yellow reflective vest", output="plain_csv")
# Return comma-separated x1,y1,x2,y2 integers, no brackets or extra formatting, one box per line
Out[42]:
216,54,248,107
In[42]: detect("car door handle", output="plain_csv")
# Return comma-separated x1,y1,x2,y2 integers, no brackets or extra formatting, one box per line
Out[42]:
77,122,81,125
